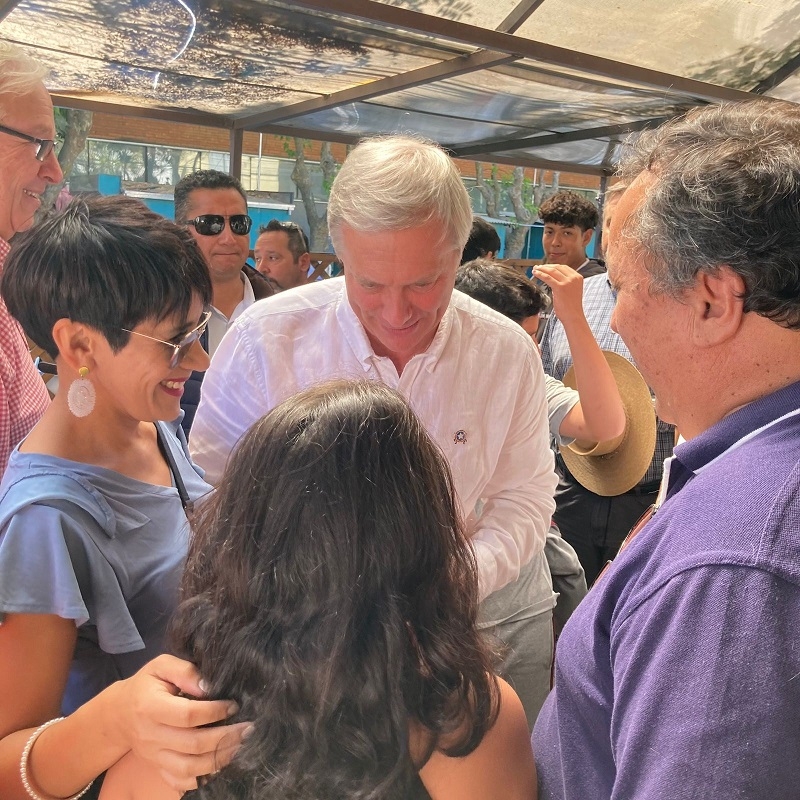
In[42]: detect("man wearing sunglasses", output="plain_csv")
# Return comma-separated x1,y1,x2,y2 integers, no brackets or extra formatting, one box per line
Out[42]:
0,43,63,478
173,169,274,433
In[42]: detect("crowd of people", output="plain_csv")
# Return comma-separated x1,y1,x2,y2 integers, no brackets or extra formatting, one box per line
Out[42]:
1,39,800,800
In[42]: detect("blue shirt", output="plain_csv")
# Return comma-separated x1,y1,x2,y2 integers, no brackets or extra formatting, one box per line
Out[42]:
0,421,211,713
533,380,800,799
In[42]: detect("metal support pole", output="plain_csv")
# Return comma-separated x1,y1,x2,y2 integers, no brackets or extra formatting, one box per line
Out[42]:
594,175,608,260
229,128,243,180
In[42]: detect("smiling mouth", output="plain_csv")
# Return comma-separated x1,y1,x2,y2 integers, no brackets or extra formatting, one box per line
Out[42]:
383,320,419,334
23,189,41,202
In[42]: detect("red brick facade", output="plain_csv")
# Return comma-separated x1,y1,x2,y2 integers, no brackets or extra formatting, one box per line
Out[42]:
88,111,601,191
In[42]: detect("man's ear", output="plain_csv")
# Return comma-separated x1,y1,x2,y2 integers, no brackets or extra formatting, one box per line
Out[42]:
687,267,746,346
51,318,99,373
581,228,593,248
298,252,311,271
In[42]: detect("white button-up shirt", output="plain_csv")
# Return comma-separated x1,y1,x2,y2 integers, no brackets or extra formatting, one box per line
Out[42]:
191,278,556,600
206,271,256,357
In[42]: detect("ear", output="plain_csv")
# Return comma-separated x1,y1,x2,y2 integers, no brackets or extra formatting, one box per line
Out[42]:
51,319,100,373
686,267,746,346
298,252,311,271
581,228,593,248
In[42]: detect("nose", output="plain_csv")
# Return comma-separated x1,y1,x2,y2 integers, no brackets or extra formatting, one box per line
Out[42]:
183,338,211,373
217,224,237,245
40,149,63,183
382,289,413,328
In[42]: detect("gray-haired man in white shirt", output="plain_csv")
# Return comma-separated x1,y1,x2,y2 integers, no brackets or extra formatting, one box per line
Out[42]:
191,135,558,726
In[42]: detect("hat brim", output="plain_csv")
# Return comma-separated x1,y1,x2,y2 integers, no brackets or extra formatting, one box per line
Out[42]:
559,351,657,497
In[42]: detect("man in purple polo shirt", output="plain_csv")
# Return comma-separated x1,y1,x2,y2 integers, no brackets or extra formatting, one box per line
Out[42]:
533,100,800,798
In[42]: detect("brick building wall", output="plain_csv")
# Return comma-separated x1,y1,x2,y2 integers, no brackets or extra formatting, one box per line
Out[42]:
88,111,601,192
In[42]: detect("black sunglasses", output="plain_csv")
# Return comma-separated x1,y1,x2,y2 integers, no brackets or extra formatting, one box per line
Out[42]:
184,214,252,236
0,123,57,161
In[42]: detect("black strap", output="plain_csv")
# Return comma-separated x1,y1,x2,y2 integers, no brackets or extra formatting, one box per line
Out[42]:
155,423,193,513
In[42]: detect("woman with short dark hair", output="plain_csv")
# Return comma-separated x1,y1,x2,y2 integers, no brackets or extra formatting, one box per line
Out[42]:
103,380,537,800
0,196,249,799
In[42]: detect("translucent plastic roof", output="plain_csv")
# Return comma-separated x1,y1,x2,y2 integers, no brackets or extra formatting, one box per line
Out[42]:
2,0,797,175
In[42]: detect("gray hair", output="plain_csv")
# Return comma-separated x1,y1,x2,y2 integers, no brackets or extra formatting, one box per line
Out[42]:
617,99,800,330
0,42,48,108
327,135,473,253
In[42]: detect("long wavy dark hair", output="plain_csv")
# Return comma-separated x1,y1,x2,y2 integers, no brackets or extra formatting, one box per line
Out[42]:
172,380,499,799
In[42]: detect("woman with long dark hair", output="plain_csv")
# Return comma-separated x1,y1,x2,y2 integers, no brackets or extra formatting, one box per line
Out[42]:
103,380,536,799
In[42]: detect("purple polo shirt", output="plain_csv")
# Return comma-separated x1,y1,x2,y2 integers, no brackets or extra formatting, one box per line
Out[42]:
533,380,800,799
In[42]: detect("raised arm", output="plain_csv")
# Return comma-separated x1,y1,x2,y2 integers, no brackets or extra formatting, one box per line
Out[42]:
534,264,625,444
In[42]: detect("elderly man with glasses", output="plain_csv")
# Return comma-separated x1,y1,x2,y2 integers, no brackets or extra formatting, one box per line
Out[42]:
0,43,63,477
173,169,274,433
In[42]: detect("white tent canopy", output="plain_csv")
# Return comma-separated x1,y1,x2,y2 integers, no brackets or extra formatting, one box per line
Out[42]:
3,0,798,176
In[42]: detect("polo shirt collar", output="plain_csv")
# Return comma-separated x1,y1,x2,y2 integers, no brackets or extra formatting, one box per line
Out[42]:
674,379,800,476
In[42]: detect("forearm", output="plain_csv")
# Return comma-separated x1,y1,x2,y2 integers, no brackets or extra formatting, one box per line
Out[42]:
560,313,625,443
0,682,129,799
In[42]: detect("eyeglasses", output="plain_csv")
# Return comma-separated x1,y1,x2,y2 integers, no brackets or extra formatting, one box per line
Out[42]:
184,214,252,236
122,310,212,368
0,123,57,161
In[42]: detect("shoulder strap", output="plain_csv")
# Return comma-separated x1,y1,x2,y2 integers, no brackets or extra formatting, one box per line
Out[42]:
155,423,192,513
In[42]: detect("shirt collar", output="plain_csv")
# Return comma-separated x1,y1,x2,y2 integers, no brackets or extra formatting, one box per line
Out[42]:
674,379,800,477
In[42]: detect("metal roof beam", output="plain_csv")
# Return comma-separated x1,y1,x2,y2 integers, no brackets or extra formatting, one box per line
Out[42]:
753,51,800,95
236,50,516,129
450,116,673,158
236,0,549,130
286,0,755,104
497,0,549,33
256,123,361,147
475,152,609,176
49,94,231,128
0,0,23,23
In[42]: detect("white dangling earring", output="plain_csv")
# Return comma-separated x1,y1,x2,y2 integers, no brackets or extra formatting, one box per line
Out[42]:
67,366,96,418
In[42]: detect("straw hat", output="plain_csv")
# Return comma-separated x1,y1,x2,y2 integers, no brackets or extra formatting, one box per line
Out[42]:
559,351,657,497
